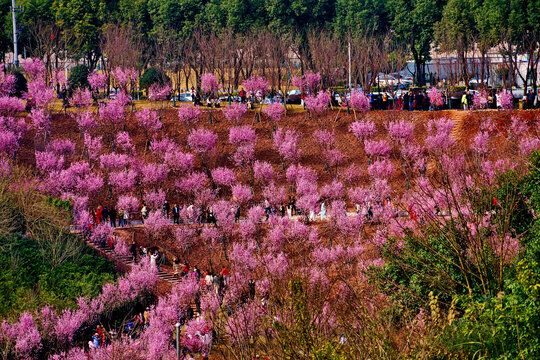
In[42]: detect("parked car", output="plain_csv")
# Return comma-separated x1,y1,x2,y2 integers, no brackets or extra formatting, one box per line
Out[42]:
177,92,193,102
375,73,399,87
286,89,302,104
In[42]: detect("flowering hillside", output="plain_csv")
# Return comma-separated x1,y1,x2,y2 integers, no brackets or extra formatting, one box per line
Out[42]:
1,61,540,359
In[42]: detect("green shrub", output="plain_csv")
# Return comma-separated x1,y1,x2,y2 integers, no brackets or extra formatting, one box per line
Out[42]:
9,69,27,97
0,234,116,318
139,67,170,90
69,64,89,89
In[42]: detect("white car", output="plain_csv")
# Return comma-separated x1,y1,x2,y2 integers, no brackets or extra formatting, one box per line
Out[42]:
375,74,399,87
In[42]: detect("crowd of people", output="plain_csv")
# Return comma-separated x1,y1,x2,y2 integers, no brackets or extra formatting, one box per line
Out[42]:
92,204,129,227
185,84,540,112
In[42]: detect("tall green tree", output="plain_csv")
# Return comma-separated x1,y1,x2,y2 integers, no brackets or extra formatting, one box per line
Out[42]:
53,0,108,68
435,0,479,84
388,0,445,85
334,0,389,35
146,0,204,41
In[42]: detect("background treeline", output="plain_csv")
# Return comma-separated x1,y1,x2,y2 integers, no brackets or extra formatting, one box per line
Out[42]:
0,0,538,89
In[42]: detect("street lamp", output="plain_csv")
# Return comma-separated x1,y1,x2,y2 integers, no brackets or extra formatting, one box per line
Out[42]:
175,322,181,360
10,0,23,67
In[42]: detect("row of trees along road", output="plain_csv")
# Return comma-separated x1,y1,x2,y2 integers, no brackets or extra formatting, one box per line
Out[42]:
0,0,538,93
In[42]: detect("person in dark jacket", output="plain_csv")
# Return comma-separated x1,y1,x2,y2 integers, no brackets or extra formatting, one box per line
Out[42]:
109,207,117,227
172,204,180,224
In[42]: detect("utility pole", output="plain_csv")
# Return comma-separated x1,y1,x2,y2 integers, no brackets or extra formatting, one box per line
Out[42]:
10,0,23,67
348,41,352,90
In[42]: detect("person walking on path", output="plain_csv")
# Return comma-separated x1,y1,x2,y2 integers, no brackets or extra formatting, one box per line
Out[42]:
141,204,148,223
163,201,170,218
173,257,180,278
320,202,327,219
109,207,117,227
130,240,137,263
221,265,229,286
172,204,180,224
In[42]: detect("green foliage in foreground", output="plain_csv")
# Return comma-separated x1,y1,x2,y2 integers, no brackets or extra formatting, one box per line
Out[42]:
0,234,117,319
0,169,117,320
372,150,540,359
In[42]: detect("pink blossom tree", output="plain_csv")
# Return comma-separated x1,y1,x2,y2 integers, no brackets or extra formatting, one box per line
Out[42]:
472,89,489,109
273,127,301,164
349,90,371,115
498,91,514,110
349,120,377,142
427,87,444,109
242,75,269,103
177,105,201,132
201,73,220,98
222,102,247,124
136,107,162,146
292,71,321,94
188,128,218,169
264,102,285,126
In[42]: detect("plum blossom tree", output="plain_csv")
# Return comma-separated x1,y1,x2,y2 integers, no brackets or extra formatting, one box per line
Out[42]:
35,151,64,173
140,163,169,187
425,117,455,153
117,195,139,219
313,129,335,150
349,90,371,114
253,161,275,184
108,169,137,193
175,171,208,200
74,111,98,134
387,120,414,144
112,67,138,92
177,105,201,131
188,128,218,153
70,88,93,108
498,91,514,110
29,108,51,145
232,184,252,207
88,71,107,92
229,126,257,168
99,99,125,130
22,58,46,80
229,126,257,146
349,120,377,142
164,151,194,173
364,139,392,159
242,75,269,102
264,102,285,124
148,83,170,102
273,127,301,164
100,152,129,172
136,107,162,146
144,189,166,210
0,96,25,116
83,133,103,160
47,139,75,158
115,131,136,155
472,89,489,109
222,102,247,124
0,66,16,96
427,87,444,109
212,167,237,188
304,91,330,114
292,71,321,94
201,73,220,98
0,129,20,158
144,210,172,242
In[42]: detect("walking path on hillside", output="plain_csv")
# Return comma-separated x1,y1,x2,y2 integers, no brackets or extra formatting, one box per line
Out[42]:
71,229,182,285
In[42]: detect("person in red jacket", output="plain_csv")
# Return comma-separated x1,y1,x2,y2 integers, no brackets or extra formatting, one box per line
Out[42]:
221,266,229,286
